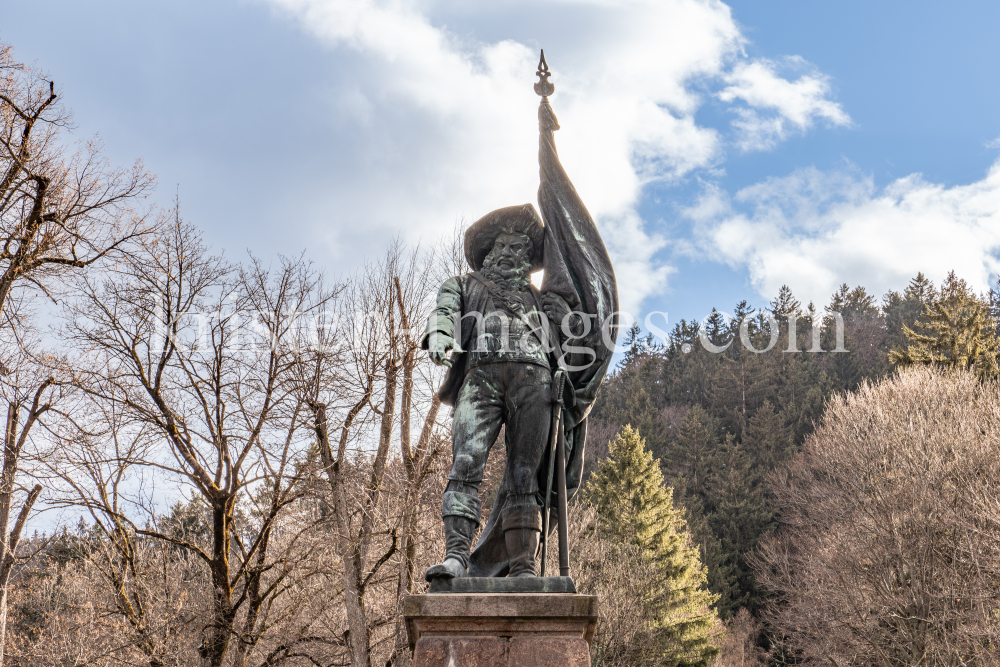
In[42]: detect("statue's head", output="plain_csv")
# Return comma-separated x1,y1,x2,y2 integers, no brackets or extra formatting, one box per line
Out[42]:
464,203,544,287
481,231,534,286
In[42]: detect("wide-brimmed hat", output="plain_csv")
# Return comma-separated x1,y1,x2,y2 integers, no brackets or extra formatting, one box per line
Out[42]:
464,203,544,272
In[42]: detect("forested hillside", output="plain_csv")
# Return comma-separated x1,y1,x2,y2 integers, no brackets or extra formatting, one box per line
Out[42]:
589,272,1000,619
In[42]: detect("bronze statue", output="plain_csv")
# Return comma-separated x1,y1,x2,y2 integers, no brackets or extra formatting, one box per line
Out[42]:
422,52,618,583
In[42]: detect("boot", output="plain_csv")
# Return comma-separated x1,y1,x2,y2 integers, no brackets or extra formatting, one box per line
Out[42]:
425,490,480,582
502,503,541,578
424,515,477,580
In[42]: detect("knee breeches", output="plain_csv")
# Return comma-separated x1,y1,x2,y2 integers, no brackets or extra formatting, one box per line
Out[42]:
447,362,552,505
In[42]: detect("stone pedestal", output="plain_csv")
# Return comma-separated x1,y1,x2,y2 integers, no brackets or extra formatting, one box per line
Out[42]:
404,593,597,667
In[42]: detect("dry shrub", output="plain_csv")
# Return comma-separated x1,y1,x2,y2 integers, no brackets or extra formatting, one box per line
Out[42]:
712,608,766,667
755,366,1000,666
6,536,209,666
563,504,658,666
5,453,450,667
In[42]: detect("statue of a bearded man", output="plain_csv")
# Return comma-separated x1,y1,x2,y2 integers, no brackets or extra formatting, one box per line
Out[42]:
422,54,618,583
422,204,571,580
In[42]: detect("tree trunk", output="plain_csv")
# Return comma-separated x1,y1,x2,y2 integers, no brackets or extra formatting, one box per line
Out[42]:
341,527,372,667
0,586,7,666
312,401,374,667
390,394,442,666
232,525,270,667
0,481,41,666
201,498,236,667
362,358,397,560
0,391,46,665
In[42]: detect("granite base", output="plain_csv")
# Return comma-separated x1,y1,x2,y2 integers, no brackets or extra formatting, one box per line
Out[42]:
404,593,597,667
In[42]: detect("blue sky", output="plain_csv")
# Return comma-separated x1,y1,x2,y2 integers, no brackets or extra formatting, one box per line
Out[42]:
5,0,1000,332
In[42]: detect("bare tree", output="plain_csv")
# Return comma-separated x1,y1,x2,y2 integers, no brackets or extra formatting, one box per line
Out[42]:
0,40,154,664
712,609,766,667
299,240,446,667
754,367,1000,666
387,272,446,667
58,219,337,667
0,41,153,325
0,340,63,664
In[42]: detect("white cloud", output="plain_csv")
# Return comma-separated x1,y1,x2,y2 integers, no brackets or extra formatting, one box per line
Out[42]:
719,57,850,151
599,210,675,316
690,164,1000,307
264,0,846,313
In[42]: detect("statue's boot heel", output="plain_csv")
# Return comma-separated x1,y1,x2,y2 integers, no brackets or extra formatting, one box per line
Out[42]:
502,503,541,578
424,514,477,582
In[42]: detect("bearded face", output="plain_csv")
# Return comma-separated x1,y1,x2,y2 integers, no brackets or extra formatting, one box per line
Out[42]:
481,232,533,291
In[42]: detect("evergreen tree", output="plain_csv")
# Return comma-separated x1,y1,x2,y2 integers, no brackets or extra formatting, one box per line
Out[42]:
989,277,1000,338
713,334,774,438
703,309,732,349
883,272,936,353
669,406,718,497
741,401,794,477
828,283,879,319
619,321,649,369
769,285,801,318
713,403,793,615
659,318,722,413
586,425,720,667
596,323,668,460
704,436,772,617
824,284,888,387
659,407,739,613
889,271,999,378
680,403,791,618
905,271,936,303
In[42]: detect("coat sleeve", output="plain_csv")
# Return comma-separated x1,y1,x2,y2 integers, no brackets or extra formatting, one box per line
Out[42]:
420,276,463,350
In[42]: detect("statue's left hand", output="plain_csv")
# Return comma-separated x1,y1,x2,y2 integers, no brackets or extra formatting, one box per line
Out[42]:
542,292,572,327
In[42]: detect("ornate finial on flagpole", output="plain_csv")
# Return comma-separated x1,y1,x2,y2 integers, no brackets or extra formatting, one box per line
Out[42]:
534,50,554,97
